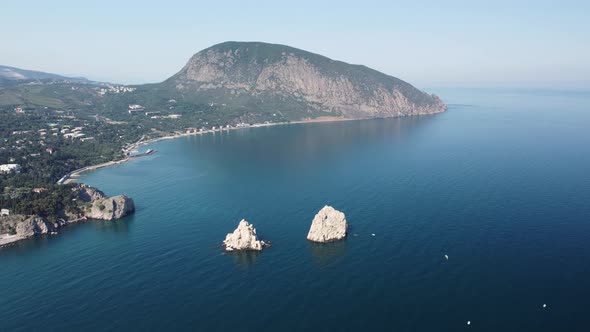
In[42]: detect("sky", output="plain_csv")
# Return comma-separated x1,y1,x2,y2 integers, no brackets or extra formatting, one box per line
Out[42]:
2,0,589,88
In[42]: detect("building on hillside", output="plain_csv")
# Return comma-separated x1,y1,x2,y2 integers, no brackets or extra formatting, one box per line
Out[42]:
0,164,21,174
64,133,86,139
0,209,9,216
186,128,198,134
128,105,145,114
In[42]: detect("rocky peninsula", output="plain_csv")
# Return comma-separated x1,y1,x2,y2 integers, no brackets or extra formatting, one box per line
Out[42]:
81,186,135,220
0,184,135,248
223,219,266,251
307,206,348,242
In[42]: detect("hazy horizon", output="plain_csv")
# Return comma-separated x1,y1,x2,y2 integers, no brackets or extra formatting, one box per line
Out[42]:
2,1,589,88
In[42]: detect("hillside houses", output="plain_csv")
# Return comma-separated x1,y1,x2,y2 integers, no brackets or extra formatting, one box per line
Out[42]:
128,104,145,114
0,164,21,174
98,85,136,95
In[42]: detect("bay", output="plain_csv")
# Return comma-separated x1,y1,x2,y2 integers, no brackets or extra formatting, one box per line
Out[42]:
1,87,590,331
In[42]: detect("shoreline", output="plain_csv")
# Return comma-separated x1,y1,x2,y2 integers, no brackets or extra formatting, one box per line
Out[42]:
58,116,358,183
0,216,88,248
0,234,26,248
57,112,442,183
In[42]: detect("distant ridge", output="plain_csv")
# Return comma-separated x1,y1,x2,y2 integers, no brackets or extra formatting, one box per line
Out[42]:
0,65,90,85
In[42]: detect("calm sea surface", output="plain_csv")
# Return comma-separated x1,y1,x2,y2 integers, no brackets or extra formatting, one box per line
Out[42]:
1,88,590,331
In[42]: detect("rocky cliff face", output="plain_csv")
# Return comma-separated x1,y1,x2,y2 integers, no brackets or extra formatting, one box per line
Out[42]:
78,186,107,202
0,215,68,242
15,216,54,236
79,185,135,221
223,219,266,251
307,206,348,243
85,195,135,221
0,185,135,248
168,42,446,120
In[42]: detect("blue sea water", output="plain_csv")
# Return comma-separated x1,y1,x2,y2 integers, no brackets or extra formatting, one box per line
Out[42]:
1,88,590,331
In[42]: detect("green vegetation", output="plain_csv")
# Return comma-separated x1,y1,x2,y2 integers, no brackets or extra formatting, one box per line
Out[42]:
0,184,80,221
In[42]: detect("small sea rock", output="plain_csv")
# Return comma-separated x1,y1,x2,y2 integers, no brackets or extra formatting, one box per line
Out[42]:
223,219,266,251
307,205,347,243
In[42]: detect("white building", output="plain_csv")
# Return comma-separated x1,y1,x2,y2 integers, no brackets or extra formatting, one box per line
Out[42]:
0,209,9,216
0,164,21,174
63,133,86,139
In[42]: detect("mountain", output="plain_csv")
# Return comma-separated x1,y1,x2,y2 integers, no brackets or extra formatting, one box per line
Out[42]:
0,65,90,85
162,41,446,120
0,42,446,125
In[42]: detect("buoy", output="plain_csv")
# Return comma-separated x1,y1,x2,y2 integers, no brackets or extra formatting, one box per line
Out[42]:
543,304,547,308
467,321,471,325
444,254,449,260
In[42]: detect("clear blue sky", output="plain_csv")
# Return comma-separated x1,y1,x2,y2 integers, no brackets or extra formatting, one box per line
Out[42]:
2,0,589,87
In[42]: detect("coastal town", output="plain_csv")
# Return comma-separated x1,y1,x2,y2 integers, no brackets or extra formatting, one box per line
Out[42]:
0,88,290,248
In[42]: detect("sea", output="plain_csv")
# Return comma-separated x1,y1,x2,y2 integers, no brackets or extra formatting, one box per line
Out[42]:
1,87,590,331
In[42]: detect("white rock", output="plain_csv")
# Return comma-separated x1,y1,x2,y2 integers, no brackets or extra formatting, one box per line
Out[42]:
223,219,265,251
307,205,347,243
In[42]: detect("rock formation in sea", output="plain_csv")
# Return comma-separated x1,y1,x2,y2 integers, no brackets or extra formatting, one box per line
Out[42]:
307,205,348,242
223,219,266,251
79,185,135,221
85,195,135,221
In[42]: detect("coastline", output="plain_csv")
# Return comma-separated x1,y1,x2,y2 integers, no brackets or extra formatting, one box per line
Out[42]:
0,234,26,248
0,216,88,248
58,158,137,185
58,116,359,184
57,111,444,184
